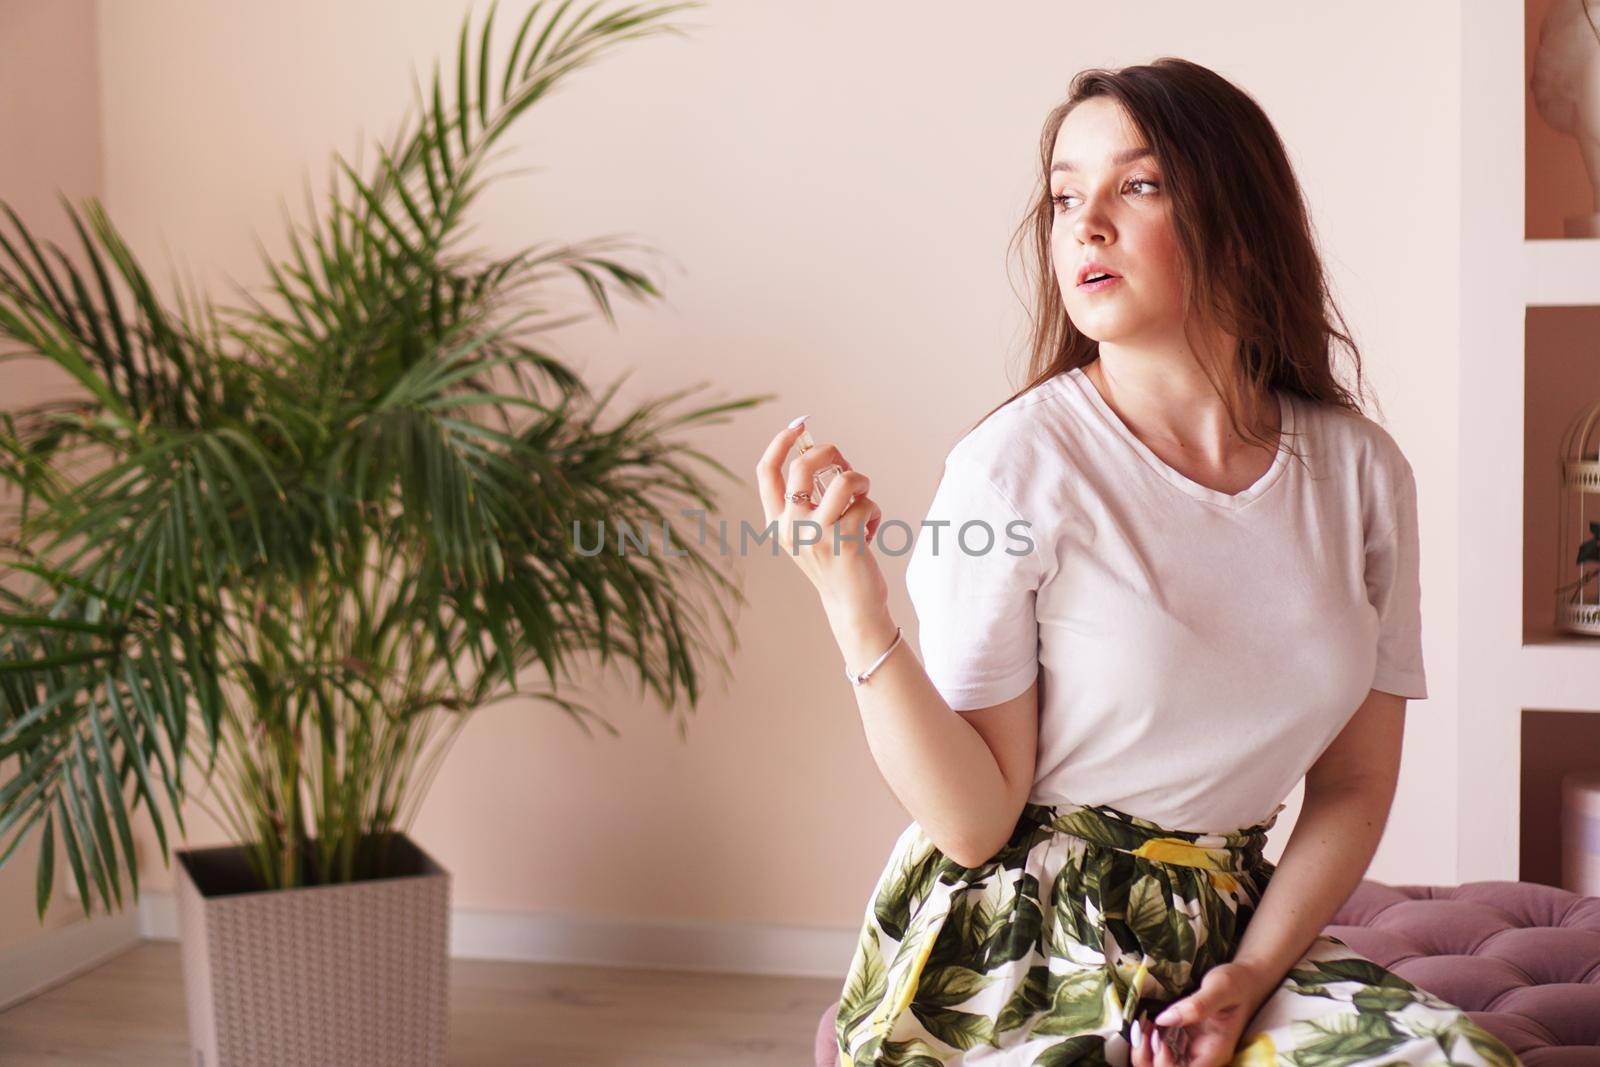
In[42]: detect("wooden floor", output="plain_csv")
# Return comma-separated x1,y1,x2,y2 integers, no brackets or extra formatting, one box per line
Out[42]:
0,939,840,1065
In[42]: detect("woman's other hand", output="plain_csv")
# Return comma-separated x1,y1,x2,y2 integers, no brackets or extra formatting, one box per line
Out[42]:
1132,962,1270,1067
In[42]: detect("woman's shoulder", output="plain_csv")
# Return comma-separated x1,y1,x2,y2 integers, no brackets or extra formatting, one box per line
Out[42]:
1297,398,1419,540
927,376,1081,568
942,373,1076,481
1304,397,1417,480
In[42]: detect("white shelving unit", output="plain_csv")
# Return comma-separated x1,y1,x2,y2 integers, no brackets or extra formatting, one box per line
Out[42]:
1523,241,1600,306
1519,642,1600,712
1464,5,1600,883
1460,1,1522,883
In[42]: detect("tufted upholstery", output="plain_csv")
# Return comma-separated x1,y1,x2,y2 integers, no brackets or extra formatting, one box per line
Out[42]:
1323,880,1600,1064
815,879,1600,1066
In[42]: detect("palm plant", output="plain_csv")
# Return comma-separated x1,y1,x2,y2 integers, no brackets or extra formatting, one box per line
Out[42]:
0,0,767,920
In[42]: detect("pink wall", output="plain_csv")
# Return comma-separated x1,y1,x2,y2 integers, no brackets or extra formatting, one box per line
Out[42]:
0,0,104,951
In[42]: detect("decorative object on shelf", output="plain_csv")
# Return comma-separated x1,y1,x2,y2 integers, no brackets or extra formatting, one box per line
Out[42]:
1560,770,1600,895
1530,0,1600,237
1555,395,1600,634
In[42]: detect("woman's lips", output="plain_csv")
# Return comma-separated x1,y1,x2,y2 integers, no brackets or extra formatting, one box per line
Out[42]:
1078,274,1122,292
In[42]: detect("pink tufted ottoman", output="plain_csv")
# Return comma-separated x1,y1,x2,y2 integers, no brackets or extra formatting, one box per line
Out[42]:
815,879,1600,1065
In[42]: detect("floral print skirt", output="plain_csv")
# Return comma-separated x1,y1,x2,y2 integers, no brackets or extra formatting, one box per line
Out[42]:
833,798,1523,1067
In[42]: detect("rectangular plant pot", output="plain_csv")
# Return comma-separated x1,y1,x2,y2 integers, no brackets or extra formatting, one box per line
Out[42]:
174,832,451,1067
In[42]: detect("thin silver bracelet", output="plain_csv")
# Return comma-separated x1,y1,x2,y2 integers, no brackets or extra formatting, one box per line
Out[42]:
845,626,904,686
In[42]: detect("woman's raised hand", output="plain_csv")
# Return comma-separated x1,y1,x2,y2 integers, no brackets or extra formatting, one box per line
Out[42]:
755,416,887,624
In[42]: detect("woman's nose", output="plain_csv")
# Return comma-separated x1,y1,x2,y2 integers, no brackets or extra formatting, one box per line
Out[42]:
1072,202,1113,244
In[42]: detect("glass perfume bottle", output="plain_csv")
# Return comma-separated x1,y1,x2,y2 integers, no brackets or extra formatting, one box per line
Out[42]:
796,422,847,505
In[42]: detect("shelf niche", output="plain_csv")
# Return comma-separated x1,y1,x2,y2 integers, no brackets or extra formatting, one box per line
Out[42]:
1526,0,1600,240
1520,708,1600,887
1523,304,1600,645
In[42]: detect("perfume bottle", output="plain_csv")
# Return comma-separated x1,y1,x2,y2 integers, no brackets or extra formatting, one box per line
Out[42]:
795,422,847,505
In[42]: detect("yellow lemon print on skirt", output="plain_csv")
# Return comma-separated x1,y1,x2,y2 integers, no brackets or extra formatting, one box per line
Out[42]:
1129,836,1230,870
1229,1030,1277,1067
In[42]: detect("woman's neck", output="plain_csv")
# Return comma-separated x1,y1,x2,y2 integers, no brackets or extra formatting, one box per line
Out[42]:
1083,349,1279,463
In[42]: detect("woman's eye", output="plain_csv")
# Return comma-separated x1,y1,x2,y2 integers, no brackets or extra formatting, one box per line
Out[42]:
1050,177,1159,211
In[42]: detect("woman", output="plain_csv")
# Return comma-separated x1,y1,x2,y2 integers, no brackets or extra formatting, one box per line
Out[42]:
755,58,1523,1067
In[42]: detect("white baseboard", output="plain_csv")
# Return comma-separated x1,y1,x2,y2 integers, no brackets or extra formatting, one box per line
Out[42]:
136,890,856,981
0,892,853,1016
0,908,142,1013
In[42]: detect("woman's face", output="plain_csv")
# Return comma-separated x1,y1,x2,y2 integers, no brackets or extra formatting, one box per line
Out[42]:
1049,97,1187,346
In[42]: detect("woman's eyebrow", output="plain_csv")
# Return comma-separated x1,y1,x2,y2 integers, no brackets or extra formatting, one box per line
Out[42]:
1050,146,1153,175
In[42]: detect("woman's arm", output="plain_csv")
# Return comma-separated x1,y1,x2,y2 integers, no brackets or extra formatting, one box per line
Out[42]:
830,604,1037,869
756,418,1033,869
1226,687,1408,1017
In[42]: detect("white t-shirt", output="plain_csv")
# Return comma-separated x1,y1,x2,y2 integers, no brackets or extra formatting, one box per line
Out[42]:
902,364,1427,834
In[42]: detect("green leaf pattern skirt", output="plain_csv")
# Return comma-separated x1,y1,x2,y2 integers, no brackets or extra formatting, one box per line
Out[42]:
833,799,1524,1066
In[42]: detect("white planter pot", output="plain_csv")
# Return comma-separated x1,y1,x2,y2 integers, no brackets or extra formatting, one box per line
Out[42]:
174,833,450,1066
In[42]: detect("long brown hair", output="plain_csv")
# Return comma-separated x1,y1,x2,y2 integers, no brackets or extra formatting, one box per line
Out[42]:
974,57,1376,454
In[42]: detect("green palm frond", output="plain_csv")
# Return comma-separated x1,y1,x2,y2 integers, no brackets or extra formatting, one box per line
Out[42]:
1,0,770,920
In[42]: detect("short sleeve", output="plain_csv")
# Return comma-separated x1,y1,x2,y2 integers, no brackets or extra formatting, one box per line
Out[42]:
1364,459,1428,699
903,457,1045,711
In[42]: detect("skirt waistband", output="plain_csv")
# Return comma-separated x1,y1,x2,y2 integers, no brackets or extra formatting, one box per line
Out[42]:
1019,798,1285,873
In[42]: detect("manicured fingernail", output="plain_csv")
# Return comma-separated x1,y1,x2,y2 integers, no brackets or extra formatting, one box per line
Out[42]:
1155,1008,1176,1025
1131,1019,1142,1046
787,414,810,429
